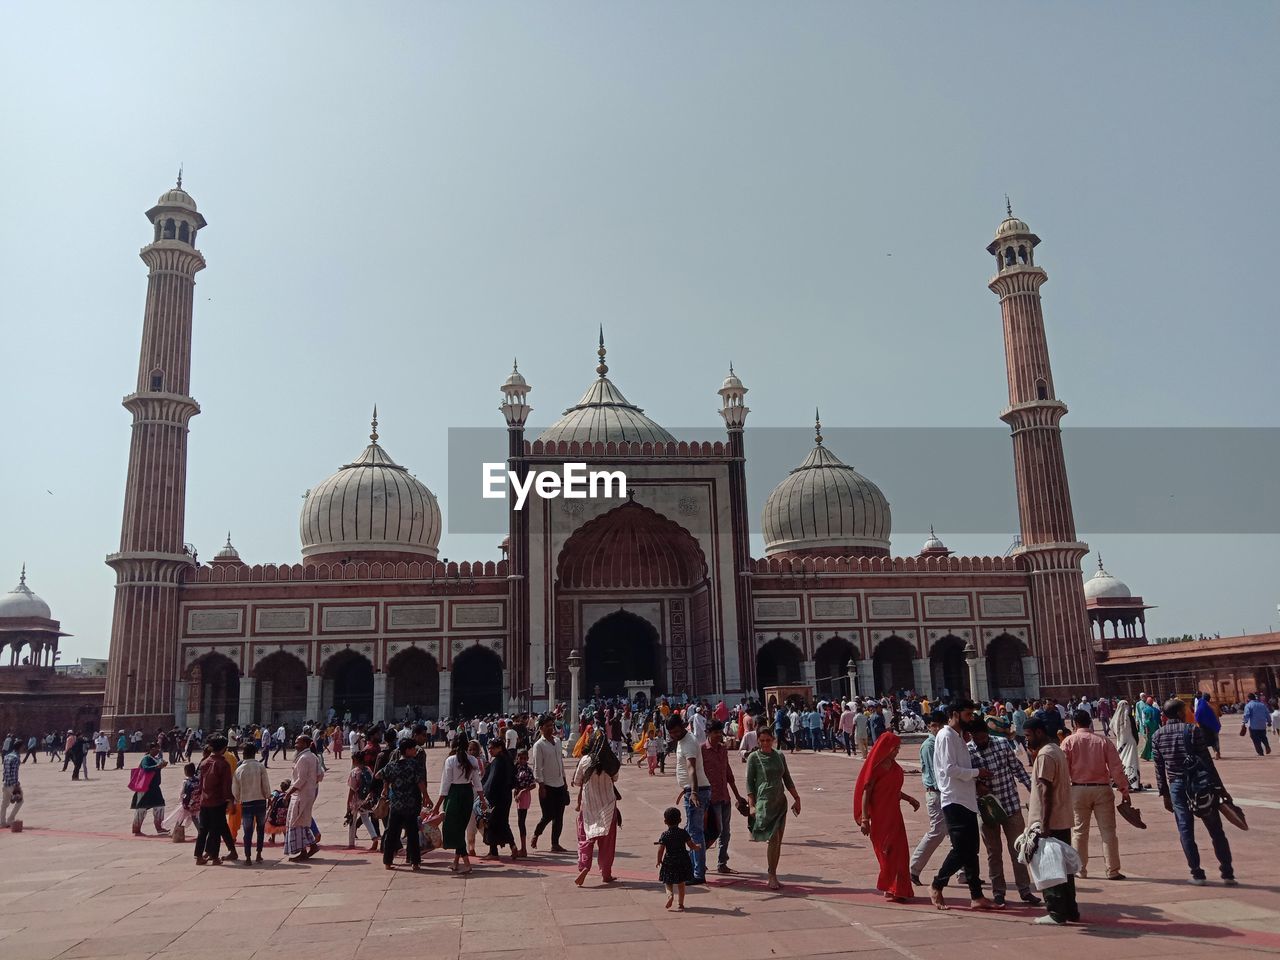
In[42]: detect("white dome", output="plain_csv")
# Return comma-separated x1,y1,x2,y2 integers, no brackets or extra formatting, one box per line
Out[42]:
214,534,241,562
921,527,948,553
0,569,52,620
762,433,891,556
300,422,441,561
537,332,674,446
156,186,198,212
994,215,1031,239
1084,558,1131,600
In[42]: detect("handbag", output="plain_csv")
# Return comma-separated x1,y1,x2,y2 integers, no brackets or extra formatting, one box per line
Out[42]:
371,795,390,821
978,793,1009,827
1238,724,1248,737
128,766,155,793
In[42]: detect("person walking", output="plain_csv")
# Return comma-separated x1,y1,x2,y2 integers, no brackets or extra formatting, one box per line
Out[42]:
194,735,233,863
130,742,169,836
571,732,620,886
1063,709,1129,881
928,701,999,912
94,732,109,772
377,738,427,870
23,734,39,764
530,714,569,852
233,743,271,864
701,719,744,875
854,731,918,902
283,734,322,861
1024,717,1080,925
1194,694,1223,760
668,713,710,884
909,710,948,885
1153,698,1236,886
967,721,1041,906
1240,692,1272,757
1109,698,1142,791
434,739,484,874
482,738,518,860
1,742,22,827
745,727,801,890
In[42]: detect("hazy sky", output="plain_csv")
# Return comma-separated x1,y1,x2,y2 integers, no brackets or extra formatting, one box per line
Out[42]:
2,3,1278,663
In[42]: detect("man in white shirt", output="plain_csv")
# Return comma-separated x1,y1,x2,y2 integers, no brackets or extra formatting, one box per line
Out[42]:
668,713,710,884
838,704,857,756
929,701,999,911
530,714,569,852
94,732,109,771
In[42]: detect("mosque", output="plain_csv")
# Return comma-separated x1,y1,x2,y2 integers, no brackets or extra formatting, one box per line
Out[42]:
4,180,1183,732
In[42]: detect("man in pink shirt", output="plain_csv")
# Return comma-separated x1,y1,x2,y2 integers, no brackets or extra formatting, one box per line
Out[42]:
1063,709,1130,880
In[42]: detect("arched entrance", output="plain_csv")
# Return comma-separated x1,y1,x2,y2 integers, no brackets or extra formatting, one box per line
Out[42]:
756,637,803,694
188,653,240,731
253,651,307,726
871,637,914,697
323,650,374,722
584,611,659,698
452,646,502,718
388,647,440,720
814,635,856,700
930,636,969,699
986,634,1028,701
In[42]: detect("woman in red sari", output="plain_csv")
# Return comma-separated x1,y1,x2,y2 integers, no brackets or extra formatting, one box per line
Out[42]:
853,731,919,902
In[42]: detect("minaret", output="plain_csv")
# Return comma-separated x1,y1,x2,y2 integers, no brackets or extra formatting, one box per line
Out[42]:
718,365,752,695
988,201,1096,697
102,175,207,729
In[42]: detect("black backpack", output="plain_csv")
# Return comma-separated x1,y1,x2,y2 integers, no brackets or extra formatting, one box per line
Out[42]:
1181,726,1218,816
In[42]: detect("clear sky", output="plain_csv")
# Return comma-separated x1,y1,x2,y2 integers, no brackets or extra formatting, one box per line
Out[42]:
2,3,1277,663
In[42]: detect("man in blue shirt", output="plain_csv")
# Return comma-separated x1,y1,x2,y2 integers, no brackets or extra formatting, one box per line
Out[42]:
908,711,948,884
869,704,887,745
1240,692,1272,757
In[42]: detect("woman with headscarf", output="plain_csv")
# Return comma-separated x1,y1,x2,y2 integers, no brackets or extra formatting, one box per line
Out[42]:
853,731,918,903
1110,698,1141,789
434,739,485,874
482,738,517,860
745,727,801,890
1137,695,1160,761
572,731,621,886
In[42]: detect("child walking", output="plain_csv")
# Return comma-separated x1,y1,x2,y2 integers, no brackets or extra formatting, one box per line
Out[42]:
644,735,660,776
655,806,699,910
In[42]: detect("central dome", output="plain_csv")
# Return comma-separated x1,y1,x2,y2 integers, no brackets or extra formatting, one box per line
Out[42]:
300,412,441,563
537,332,675,446
762,417,891,557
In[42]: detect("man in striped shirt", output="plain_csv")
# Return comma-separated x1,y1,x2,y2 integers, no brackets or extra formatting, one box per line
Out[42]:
968,721,1040,906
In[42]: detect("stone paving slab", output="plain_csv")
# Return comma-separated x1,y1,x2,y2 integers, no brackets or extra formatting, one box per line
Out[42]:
3,745,1280,959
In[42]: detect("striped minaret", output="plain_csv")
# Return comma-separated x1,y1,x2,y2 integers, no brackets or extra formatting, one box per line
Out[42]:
988,202,1097,698
102,175,207,729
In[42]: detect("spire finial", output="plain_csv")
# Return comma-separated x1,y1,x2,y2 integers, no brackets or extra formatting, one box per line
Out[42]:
370,405,379,443
177,164,184,190
19,563,26,586
729,361,735,375
596,325,608,377
814,407,823,445
1005,194,1012,218
1097,553,1104,572
512,357,519,373
225,531,233,547
930,524,936,538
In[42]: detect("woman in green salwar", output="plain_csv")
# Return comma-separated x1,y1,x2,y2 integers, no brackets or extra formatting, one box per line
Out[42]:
746,727,801,889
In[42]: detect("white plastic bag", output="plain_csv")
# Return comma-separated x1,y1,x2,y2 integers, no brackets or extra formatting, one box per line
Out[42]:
1027,836,1082,891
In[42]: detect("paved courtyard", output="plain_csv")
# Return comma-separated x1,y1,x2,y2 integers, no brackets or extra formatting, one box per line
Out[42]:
2,741,1279,960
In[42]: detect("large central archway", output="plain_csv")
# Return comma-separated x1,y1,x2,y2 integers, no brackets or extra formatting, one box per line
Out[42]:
323,650,373,722
388,647,440,720
930,636,969,699
253,651,307,726
871,637,914,697
452,646,503,718
584,611,659,698
756,637,803,695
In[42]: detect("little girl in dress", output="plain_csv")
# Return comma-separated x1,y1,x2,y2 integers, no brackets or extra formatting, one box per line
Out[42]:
514,749,535,858
655,806,700,910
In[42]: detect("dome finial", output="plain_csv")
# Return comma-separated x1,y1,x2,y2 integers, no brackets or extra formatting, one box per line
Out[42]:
814,407,823,446
225,531,233,548
370,405,379,443
1097,553,1104,572
177,164,183,190
930,524,936,538
1005,194,1012,218
512,357,519,373
596,325,608,377
19,563,26,586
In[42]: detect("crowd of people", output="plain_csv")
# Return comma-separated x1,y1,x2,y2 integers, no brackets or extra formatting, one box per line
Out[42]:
1,686,1275,924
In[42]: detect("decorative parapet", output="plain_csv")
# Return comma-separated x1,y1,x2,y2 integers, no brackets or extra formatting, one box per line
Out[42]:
748,554,1027,576
190,558,509,584
525,438,730,458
